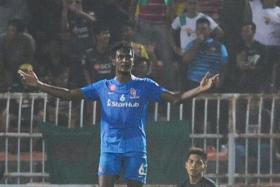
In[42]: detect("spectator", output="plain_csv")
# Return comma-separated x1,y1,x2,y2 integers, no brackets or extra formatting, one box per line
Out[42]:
130,0,177,89
178,147,217,187
63,0,97,89
62,0,96,58
0,18,35,91
27,0,63,47
182,17,228,90
250,0,280,47
35,39,69,86
0,0,30,34
81,23,113,84
173,0,189,17
86,0,129,43
173,0,187,17
220,0,252,92
181,17,228,136
171,0,224,54
235,22,266,93
120,22,158,78
250,0,280,92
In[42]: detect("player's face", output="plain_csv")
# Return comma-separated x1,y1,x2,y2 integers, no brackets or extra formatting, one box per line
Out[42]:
241,25,254,41
7,25,17,40
114,49,134,74
196,23,211,39
133,60,149,77
121,26,134,40
96,30,110,46
185,154,206,177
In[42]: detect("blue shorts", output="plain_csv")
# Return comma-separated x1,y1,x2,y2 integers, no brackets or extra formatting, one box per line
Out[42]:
98,152,147,184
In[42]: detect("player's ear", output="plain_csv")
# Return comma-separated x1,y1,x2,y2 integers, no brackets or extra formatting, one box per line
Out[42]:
112,58,116,66
131,59,134,66
202,161,207,171
111,54,117,66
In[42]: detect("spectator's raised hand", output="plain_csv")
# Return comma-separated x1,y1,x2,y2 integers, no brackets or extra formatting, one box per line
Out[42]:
199,72,220,92
17,69,40,88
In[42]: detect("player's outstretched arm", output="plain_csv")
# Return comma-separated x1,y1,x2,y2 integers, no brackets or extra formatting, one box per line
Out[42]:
161,73,219,104
18,69,84,100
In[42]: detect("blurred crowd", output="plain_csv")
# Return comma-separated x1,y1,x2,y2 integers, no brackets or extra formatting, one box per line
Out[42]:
0,0,280,93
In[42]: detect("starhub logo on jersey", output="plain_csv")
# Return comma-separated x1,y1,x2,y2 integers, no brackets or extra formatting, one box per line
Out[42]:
107,94,140,108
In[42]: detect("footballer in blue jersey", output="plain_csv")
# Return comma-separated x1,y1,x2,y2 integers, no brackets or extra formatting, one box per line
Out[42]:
18,41,220,187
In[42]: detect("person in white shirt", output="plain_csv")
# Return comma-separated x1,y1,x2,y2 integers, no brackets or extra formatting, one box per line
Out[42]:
250,0,280,46
250,0,280,91
170,0,223,54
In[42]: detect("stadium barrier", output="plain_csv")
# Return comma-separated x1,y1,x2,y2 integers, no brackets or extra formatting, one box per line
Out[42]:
0,92,279,186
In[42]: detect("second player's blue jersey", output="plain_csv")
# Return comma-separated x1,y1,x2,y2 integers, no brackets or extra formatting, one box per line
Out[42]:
81,76,167,153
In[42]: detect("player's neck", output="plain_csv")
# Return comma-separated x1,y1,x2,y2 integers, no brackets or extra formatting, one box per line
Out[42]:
115,73,133,83
189,175,203,184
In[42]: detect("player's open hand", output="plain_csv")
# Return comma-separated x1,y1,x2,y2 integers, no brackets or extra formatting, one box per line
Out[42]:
17,69,40,88
199,72,220,92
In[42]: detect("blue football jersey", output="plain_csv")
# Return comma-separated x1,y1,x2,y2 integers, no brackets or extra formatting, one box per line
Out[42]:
81,76,167,153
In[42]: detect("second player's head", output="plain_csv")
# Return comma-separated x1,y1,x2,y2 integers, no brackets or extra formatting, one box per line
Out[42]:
185,147,207,178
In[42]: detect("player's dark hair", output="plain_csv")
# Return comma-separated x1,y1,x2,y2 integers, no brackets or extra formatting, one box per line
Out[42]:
111,41,134,58
94,22,110,35
8,18,26,33
196,17,210,27
187,147,207,162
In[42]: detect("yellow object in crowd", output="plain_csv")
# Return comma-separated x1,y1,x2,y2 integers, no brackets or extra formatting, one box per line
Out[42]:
19,64,33,72
175,1,187,16
131,42,149,60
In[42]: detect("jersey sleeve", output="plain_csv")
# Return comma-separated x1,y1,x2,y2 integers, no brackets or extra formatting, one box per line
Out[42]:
80,80,104,101
220,44,228,64
145,78,167,102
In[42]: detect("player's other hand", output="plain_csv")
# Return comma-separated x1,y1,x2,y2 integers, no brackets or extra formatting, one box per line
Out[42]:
17,69,40,88
199,72,220,92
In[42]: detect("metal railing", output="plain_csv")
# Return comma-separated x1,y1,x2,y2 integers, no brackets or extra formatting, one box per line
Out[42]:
0,92,279,186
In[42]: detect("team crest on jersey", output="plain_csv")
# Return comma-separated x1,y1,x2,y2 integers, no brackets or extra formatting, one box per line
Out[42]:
109,84,116,92
130,88,139,99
